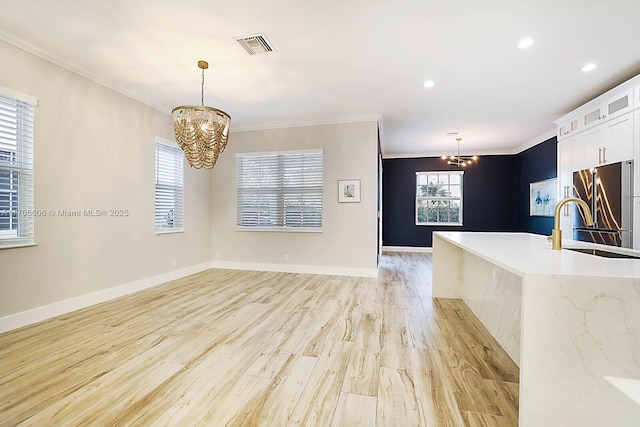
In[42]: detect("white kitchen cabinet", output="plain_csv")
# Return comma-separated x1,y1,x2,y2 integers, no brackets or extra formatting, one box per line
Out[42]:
558,139,574,235
603,112,634,164
571,112,633,170
557,116,579,141
634,84,640,111
579,126,604,169
635,108,640,197
604,89,634,121
634,197,640,249
568,132,584,171
580,89,634,131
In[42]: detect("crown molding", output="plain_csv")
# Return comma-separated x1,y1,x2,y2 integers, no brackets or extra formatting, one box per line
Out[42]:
514,128,557,153
382,147,517,159
383,129,558,159
0,31,164,114
231,114,382,132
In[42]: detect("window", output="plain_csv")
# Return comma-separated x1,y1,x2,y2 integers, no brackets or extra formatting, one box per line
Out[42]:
155,139,184,233
237,149,323,231
416,171,463,225
0,88,36,248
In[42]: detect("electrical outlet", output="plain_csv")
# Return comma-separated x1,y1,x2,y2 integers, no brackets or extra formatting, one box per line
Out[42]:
284,254,289,262
172,258,177,267
215,251,220,259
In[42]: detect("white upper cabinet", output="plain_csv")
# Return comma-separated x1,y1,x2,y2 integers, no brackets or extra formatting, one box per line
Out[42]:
572,112,633,170
606,89,634,119
603,112,634,164
581,89,633,132
634,84,640,111
579,126,604,169
557,116,580,140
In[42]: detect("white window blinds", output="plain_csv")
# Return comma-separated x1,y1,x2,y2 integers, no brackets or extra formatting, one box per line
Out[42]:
0,90,35,248
237,149,323,231
155,140,184,233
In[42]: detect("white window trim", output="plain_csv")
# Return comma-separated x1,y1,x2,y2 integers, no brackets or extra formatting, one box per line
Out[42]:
236,148,323,232
0,85,38,106
0,87,37,249
155,138,184,234
236,148,323,158
415,171,464,226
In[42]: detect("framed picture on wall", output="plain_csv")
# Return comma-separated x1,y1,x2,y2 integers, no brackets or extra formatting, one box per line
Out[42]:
338,179,361,203
529,178,557,216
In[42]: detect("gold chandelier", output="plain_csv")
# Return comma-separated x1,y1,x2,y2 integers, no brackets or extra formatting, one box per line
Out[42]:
442,137,477,167
172,60,231,169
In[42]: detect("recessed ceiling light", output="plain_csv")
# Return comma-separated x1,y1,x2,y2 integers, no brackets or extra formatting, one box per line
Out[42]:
517,38,534,49
581,63,597,72
423,80,435,88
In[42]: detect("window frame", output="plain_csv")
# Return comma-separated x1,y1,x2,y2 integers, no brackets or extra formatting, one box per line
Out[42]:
236,149,323,232
154,138,184,234
415,171,464,226
0,86,36,249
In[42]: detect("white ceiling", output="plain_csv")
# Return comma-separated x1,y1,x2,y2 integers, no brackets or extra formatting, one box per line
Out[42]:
1,0,640,156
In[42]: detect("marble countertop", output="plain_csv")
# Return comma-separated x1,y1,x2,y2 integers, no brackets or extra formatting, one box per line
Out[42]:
434,232,640,278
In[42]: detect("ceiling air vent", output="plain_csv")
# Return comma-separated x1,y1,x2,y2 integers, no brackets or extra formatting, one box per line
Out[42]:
235,33,275,55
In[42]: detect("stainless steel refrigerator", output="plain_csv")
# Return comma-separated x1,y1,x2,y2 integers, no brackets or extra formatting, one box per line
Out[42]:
572,161,633,248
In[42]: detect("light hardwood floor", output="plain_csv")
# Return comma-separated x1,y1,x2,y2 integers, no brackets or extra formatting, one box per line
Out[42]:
0,253,519,426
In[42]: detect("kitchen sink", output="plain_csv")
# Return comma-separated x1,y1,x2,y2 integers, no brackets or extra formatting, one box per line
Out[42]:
564,247,640,259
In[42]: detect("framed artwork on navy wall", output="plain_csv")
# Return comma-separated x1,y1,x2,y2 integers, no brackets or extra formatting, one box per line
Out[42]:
529,178,557,216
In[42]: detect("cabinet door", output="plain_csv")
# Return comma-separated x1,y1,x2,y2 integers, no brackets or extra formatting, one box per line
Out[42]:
602,112,633,165
558,140,573,235
581,127,604,168
558,117,580,141
635,109,640,197
568,133,584,171
581,90,633,132
582,104,605,131
604,89,634,122
634,197,640,249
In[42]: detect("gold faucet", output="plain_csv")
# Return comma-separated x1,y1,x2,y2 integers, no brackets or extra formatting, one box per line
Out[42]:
551,197,594,250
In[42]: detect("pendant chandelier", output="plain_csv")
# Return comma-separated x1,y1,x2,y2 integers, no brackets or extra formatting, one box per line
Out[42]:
172,60,231,169
442,137,477,167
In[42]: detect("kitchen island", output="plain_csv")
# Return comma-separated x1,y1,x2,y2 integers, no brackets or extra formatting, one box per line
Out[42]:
433,232,640,427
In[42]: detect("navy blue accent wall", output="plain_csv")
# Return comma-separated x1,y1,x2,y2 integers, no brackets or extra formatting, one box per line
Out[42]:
516,136,557,235
382,136,559,247
382,155,519,247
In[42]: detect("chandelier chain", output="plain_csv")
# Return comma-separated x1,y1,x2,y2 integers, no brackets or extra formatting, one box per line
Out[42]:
201,67,205,107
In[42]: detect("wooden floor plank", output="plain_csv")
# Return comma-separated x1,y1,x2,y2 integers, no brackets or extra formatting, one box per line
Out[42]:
342,312,380,396
377,366,421,427
234,354,318,426
288,339,353,426
410,348,466,427
332,392,377,427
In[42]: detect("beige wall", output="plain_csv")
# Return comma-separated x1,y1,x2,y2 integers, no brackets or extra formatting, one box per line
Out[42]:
212,123,378,272
0,40,213,318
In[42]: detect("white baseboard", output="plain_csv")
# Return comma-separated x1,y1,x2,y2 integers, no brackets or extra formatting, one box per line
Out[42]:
0,261,213,334
382,246,433,253
0,259,379,334
210,260,378,278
